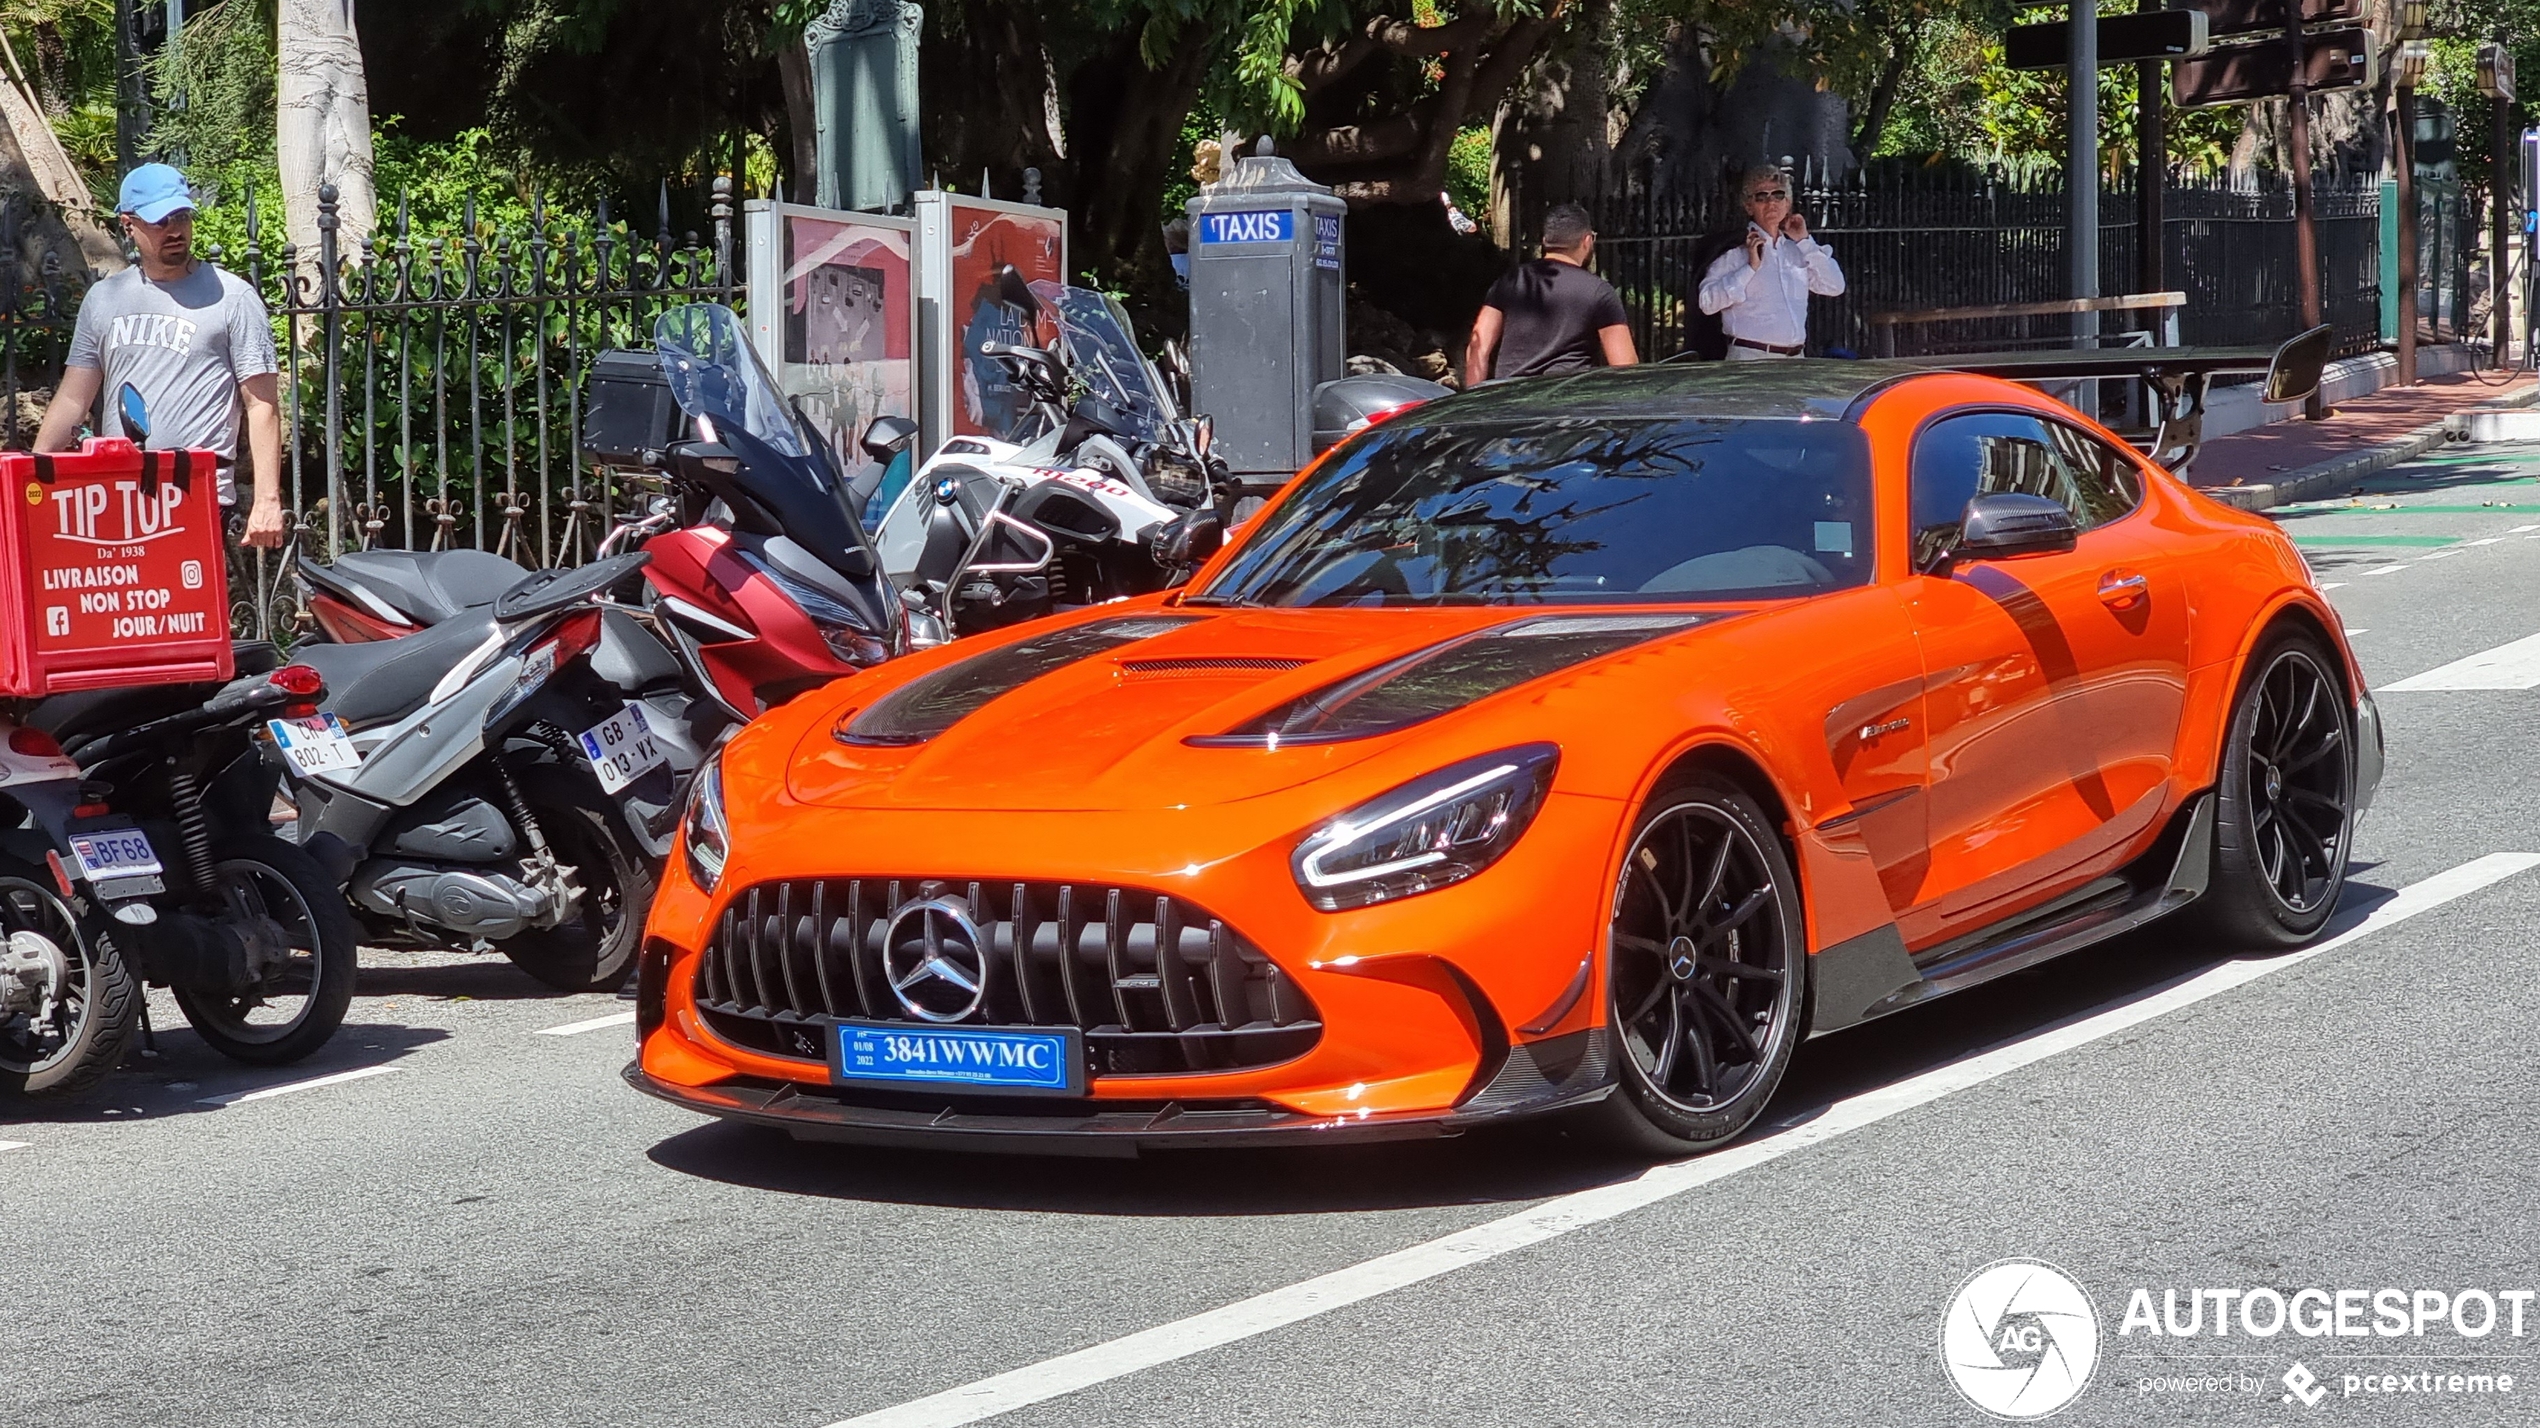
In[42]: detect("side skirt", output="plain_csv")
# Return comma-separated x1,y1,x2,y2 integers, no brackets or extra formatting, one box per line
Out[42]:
1807,791,2214,1036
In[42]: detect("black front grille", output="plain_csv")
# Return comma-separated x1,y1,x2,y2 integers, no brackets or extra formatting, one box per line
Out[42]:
694,879,1321,1077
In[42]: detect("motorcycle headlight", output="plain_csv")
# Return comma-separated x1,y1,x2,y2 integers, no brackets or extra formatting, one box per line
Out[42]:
750,555,894,667
682,748,731,895
1290,744,1558,912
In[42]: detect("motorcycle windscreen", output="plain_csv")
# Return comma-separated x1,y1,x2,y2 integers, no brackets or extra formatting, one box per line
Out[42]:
654,305,829,467
1052,288,1174,442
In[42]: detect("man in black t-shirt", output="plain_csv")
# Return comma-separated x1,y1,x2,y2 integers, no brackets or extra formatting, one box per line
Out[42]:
1464,204,1639,384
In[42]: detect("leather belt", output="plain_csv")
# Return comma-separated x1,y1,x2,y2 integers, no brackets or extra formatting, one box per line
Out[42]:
1731,338,1804,356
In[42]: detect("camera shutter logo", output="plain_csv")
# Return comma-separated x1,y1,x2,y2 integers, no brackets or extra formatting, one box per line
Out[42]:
1939,1259,2100,1419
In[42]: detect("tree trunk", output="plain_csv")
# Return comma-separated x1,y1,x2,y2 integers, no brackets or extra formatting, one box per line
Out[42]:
1492,0,1612,248
777,38,817,198
0,32,123,275
1290,5,1563,205
1850,25,1918,159
919,0,1061,197
276,0,376,286
1064,25,1211,305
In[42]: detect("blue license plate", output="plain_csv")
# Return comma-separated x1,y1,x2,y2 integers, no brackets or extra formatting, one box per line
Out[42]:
832,1021,1081,1095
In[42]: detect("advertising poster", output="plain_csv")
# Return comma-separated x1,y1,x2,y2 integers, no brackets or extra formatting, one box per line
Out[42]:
944,202,1067,440
746,203,916,484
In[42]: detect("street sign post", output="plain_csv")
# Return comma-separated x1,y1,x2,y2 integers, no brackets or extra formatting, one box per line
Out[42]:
2004,10,2206,69
2183,0,2360,41
2170,27,2376,106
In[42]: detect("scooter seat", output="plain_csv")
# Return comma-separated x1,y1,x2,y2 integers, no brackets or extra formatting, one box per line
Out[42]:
294,612,499,732
31,642,286,752
325,548,528,626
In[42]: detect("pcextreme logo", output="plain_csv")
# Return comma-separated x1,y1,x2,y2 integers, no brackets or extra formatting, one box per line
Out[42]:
1940,1259,2101,1419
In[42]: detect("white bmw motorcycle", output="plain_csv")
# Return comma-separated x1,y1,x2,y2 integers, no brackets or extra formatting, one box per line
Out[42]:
861,269,1231,643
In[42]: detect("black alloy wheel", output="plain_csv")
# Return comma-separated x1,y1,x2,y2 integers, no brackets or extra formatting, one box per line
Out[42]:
0,871,136,1099
2196,636,2354,948
1589,775,1807,1153
173,836,358,1065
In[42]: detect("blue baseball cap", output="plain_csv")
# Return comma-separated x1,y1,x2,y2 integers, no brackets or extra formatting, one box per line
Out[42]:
117,163,196,223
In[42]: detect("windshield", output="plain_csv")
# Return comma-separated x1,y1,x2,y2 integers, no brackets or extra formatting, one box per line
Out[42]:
1196,416,1875,608
1053,288,1172,441
654,304,815,460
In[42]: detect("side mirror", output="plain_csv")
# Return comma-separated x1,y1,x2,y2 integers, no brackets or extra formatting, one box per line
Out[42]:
2264,323,2333,406
1154,509,1224,569
1954,492,2079,562
860,414,920,462
994,264,1041,319
1193,414,1214,457
116,382,150,443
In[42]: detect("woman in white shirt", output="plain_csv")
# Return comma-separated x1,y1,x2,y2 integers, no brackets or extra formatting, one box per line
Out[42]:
1697,167,1846,359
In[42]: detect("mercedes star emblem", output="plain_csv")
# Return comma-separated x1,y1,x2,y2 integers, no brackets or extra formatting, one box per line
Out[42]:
881,897,991,1022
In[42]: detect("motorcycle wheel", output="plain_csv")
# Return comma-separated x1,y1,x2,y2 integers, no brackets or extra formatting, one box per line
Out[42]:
497,770,654,993
172,836,359,1066
0,867,138,1100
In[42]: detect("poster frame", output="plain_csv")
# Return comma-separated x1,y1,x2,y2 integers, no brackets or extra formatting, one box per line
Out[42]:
912,190,1070,458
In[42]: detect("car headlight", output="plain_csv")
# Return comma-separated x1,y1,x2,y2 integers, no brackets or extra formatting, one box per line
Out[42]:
749,555,894,667
1291,744,1558,911
683,748,730,895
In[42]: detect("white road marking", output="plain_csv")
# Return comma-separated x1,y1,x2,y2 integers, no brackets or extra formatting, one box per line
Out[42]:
2317,582,2347,590
2471,538,2502,546
0,1141,28,1153
2512,524,2540,533
536,1010,637,1037
2380,631,2540,691
2344,629,2368,637
822,853,2540,1428
2363,564,2410,576
2420,549,2462,559
197,1065,398,1107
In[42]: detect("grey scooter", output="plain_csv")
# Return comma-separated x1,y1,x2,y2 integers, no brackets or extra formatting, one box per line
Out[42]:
284,553,679,992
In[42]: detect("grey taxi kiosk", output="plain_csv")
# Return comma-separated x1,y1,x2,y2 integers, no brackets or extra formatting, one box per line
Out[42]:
1185,147,1347,492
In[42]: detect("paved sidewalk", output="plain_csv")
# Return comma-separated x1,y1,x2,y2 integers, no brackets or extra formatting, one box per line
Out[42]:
2187,368,2537,510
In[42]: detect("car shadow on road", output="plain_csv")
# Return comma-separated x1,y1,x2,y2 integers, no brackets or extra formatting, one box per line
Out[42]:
644,869,2402,1216
348,951,587,1002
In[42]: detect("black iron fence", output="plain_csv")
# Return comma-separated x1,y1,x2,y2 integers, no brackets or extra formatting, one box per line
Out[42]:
1590,167,2430,364
0,178,742,640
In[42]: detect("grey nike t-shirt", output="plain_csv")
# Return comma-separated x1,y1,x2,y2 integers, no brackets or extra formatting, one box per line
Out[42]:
66,262,278,504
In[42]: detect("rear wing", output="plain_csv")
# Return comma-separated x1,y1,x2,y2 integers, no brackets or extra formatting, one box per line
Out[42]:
1906,324,2333,475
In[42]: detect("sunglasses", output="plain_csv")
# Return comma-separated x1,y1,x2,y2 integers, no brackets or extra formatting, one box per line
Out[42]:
1747,189,1791,201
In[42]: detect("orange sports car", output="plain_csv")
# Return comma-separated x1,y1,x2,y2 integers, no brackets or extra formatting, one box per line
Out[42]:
625,361,2381,1154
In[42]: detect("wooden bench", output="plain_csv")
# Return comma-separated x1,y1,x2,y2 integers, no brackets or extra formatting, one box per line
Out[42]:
1868,292,2188,357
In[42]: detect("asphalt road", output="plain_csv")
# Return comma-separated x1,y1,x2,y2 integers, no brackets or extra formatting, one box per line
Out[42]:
13,442,2540,1428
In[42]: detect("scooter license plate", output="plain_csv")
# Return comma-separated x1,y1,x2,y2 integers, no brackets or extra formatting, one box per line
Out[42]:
578,703,667,795
68,827,163,882
267,713,362,776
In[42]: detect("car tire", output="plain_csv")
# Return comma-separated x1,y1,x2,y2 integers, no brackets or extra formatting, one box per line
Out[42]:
498,769,654,993
1583,774,1808,1155
0,869,138,1100
2192,632,2356,949
173,836,360,1066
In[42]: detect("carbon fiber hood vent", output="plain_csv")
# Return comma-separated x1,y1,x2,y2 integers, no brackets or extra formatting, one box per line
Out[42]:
838,615,1201,746
1187,612,1715,748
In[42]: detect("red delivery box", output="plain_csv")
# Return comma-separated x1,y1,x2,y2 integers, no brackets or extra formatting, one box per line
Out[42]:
0,439,234,697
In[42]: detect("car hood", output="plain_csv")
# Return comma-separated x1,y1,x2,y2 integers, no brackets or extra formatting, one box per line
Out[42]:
783,605,1726,812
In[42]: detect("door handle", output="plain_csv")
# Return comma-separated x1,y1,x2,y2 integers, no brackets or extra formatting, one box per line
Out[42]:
2098,570,2148,609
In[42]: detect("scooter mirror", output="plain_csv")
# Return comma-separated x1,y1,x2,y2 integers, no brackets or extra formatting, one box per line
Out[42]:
994,264,1041,319
1193,414,1214,457
860,414,920,462
116,383,150,443
1157,509,1223,568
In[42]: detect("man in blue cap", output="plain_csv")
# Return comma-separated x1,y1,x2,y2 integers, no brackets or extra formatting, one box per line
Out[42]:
34,162,284,547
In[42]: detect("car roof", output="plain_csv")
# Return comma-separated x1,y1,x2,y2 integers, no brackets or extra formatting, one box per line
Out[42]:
1430,358,1940,424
